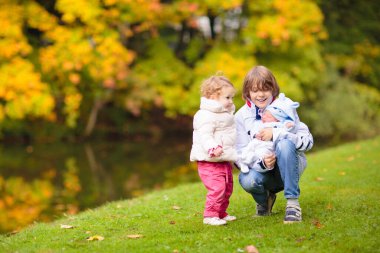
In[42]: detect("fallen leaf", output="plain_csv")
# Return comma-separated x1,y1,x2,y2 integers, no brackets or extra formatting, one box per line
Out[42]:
9,230,19,235
315,177,324,182
127,234,143,239
169,220,176,225
296,236,306,243
172,205,181,210
326,203,333,210
60,224,74,229
86,235,104,241
245,245,259,253
312,219,324,229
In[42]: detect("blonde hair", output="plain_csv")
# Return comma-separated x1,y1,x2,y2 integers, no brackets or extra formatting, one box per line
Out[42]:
200,73,234,99
242,65,280,101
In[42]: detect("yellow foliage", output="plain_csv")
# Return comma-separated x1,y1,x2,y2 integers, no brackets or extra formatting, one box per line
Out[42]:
56,0,102,24
88,36,134,83
113,0,165,26
0,58,55,120
194,47,255,92
0,3,23,38
203,0,242,10
0,105,4,122
249,0,326,49
0,176,54,233
63,88,82,127
34,3,135,127
104,0,118,6
62,158,82,197
25,1,58,31
0,5,32,59
186,45,255,113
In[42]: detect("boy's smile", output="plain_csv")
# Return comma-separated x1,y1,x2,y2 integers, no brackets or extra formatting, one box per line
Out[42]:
249,89,273,109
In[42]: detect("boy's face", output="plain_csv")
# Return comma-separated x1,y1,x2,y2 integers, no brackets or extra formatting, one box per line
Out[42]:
262,110,278,123
213,86,235,110
249,88,273,109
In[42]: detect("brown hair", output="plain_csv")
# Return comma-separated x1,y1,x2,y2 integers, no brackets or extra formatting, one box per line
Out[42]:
200,74,234,99
242,65,280,101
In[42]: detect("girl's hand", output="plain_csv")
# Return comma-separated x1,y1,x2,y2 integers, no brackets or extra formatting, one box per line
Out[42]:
257,128,273,141
263,153,276,168
213,146,224,157
209,146,223,157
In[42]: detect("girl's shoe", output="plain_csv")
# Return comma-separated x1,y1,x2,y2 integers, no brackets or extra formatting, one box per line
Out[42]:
222,215,237,221
203,217,227,226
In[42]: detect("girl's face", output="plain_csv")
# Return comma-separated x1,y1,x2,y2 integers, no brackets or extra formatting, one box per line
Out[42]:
213,86,235,110
249,88,273,109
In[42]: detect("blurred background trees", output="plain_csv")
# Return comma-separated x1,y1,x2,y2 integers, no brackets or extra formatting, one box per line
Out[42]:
1,0,379,146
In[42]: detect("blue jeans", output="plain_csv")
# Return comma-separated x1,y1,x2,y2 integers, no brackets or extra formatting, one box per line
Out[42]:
238,139,302,206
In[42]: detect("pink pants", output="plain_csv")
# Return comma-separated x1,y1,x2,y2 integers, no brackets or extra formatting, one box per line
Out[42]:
197,161,233,218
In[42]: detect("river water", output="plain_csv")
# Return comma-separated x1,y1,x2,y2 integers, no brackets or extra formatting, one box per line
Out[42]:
0,136,198,234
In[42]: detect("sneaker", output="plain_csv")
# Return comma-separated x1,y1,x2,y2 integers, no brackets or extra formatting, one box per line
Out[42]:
283,205,302,224
203,217,227,226
256,192,277,216
222,215,237,221
256,203,269,216
267,192,276,213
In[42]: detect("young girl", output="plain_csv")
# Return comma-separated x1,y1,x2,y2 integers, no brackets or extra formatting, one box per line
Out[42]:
190,74,238,226
235,66,313,224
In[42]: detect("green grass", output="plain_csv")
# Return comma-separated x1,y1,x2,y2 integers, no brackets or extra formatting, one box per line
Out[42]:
1,136,380,253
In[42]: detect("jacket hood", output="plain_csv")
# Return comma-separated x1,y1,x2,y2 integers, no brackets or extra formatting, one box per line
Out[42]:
266,93,299,122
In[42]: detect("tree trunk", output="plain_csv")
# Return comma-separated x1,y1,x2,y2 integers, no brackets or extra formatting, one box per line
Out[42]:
84,98,104,138
208,10,217,40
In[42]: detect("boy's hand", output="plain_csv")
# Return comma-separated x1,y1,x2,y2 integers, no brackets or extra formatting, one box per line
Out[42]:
263,153,276,168
257,128,273,141
285,122,295,129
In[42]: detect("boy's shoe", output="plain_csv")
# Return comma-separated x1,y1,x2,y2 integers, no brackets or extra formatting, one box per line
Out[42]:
256,192,277,216
222,215,237,221
283,205,302,224
256,203,269,216
203,217,227,226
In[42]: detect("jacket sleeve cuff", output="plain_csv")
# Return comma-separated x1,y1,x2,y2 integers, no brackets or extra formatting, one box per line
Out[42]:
258,159,268,170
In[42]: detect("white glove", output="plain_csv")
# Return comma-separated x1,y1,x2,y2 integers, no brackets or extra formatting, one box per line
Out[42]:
239,163,250,173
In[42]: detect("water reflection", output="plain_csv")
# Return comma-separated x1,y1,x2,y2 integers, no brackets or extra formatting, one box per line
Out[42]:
0,137,197,233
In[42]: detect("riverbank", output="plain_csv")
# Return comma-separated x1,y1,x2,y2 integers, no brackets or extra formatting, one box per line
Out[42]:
1,136,379,252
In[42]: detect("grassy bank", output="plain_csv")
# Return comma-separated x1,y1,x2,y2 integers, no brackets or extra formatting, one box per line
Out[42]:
1,137,380,253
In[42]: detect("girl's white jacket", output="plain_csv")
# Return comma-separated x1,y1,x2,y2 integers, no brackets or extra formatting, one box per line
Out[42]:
190,97,238,162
